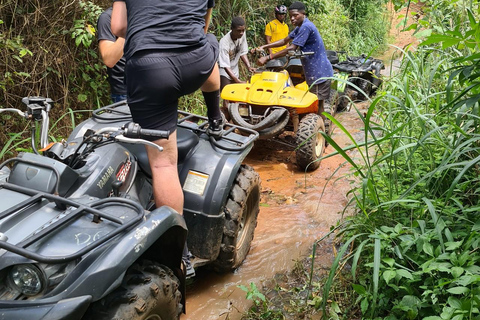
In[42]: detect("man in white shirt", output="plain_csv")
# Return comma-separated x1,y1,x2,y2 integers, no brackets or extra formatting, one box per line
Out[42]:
218,17,255,117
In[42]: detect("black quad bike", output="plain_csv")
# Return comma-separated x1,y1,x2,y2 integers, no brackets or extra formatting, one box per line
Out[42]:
0,97,260,319
327,50,385,112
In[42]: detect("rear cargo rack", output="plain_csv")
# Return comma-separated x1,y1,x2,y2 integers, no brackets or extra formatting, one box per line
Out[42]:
0,181,144,264
177,110,258,152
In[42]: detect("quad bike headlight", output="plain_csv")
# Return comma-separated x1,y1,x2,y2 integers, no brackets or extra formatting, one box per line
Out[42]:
9,264,45,296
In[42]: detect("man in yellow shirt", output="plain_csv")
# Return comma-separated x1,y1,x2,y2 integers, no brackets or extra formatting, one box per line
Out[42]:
264,5,289,62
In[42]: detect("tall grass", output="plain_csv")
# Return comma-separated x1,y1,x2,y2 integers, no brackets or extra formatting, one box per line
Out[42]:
317,15,480,319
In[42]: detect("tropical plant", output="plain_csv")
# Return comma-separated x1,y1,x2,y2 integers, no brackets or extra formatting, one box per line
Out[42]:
318,0,480,318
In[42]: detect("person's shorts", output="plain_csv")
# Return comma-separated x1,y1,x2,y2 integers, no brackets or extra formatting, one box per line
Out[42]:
309,79,331,101
125,34,219,134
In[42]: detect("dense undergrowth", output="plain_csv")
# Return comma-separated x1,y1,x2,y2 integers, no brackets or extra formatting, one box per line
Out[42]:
0,0,389,161
239,0,480,319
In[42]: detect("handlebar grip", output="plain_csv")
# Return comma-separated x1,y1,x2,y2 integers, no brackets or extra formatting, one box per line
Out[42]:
124,122,170,140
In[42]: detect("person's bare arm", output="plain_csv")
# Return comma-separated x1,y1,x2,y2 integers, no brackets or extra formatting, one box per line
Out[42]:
257,42,297,66
99,37,125,68
240,54,256,73
224,67,243,83
204,7,213,33
265,35,273,55
111,2,127,38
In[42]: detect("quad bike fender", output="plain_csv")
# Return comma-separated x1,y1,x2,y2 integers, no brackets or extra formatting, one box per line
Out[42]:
0,295,92,320
47,206,187,302
221,82,251,102
279,86,318,109
179,140,252,261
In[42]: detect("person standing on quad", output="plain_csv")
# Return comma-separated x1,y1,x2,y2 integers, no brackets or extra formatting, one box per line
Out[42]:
97,7,126,103
111,0,224,277
219,17,256,117
255,1,334,129
264,5,289,64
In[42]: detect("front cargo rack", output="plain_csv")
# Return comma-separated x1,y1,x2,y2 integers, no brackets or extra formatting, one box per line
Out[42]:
0,181,144,264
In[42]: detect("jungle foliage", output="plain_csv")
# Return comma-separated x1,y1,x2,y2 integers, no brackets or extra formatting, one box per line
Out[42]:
0,0,389,160
239,0,480,319
318,0,480,319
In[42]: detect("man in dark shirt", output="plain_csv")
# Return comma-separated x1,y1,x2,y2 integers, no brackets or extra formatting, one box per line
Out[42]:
112,0,223,278
255,1,334,129
97,7,127,103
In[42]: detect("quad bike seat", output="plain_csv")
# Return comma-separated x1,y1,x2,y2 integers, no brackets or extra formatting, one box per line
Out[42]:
333,56,375,73
326,50,339,64
125,127,199,177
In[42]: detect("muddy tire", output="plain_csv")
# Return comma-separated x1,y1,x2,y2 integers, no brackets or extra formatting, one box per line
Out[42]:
295,113,326,171
257,110,289,140
213,164,260,272
84,260,182,320
336,91,349,112
356,77,372,100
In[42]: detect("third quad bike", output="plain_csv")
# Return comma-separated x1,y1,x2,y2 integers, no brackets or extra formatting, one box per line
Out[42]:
0,97,260,319
221,50,330,172
328,50,385,111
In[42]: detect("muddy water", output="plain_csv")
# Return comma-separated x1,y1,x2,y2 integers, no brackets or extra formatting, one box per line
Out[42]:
182,104,368,319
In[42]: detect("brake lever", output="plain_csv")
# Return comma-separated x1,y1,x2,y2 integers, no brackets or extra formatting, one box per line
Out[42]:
115,134,163,152
0,108,29,119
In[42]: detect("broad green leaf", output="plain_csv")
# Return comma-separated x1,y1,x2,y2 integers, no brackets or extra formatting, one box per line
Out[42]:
451,267,464,278
456,275,480,286
361,298,369,313
447,286,470,295
423,317,442,320
352,284,366,295
383,270,397,284
383,258,395,267
331,301,341,314
396,269,414,280
447,296,462,309
473,220,480,232
423,242,434,257
415,29,433,39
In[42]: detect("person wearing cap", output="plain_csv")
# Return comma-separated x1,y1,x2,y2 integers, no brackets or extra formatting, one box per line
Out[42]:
264,5,289,63
218,16,256,118
254,1,333,129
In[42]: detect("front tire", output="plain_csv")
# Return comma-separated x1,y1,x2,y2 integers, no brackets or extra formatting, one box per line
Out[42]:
213,164,260,272
85,260,182,320
295,113,326,171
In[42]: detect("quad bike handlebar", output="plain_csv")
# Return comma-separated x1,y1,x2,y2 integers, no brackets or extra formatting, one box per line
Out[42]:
1,99,169,158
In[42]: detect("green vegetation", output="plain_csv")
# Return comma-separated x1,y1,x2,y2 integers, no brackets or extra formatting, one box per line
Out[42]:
239,0,480,319
0,0,388,160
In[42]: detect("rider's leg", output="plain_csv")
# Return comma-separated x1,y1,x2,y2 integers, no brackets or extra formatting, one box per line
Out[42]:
201,63,224,136
146,131,183,213
220,75,232,121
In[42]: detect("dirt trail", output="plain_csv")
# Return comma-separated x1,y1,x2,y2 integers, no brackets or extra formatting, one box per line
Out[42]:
182,4,419,319
182,106,367,319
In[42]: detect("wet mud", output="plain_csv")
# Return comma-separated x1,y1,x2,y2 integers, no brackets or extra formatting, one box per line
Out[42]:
182,103,368,320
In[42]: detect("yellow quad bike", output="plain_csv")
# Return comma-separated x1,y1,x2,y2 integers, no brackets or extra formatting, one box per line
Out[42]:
221,51,333,171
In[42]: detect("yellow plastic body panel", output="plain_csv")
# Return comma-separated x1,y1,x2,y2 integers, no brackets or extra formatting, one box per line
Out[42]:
221,71,318,112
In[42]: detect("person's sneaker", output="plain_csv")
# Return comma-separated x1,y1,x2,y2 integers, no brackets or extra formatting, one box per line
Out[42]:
207,114,225,138
183,258,195,279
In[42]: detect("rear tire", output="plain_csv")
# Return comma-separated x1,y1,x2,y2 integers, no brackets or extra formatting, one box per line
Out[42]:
213,164,260,272
356,77,372,100
85,260,182,320
295,114,326,171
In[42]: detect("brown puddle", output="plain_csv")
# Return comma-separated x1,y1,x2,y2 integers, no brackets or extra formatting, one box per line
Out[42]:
182,104,368,319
